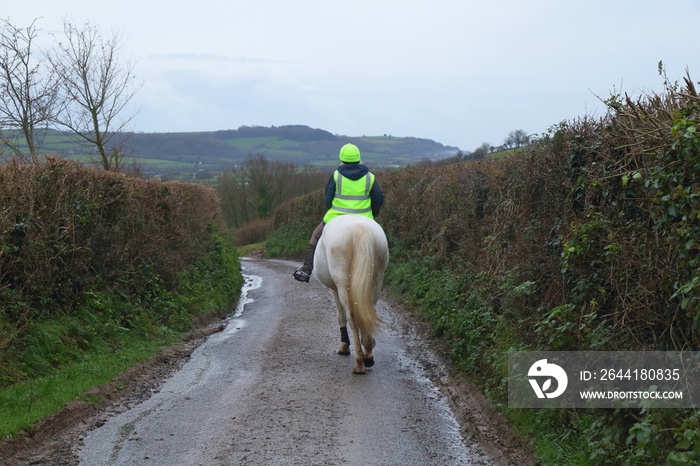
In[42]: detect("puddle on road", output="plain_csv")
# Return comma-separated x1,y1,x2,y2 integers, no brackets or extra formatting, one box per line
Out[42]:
234,272,262,317
218,270,262,337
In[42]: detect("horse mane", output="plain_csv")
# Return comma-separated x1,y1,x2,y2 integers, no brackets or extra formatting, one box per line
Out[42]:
347,223,384,336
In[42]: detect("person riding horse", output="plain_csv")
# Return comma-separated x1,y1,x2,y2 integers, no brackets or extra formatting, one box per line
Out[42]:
293,143,384,282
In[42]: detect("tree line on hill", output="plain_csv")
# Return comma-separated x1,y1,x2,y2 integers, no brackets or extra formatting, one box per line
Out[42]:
214,125,337,141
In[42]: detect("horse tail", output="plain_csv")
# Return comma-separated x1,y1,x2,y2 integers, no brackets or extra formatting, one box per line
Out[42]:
347,223,384,336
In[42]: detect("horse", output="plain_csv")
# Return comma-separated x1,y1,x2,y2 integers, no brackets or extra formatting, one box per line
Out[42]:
314,214,389,374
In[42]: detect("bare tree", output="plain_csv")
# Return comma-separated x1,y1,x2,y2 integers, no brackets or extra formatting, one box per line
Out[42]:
471,142,492,159
216,155,327,228
218,168,254,228
0,18,60,163
243,155,295,219
504,129,530,149
49,19,140,171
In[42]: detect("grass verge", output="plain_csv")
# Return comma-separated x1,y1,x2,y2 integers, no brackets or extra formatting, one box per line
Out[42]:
383,251,563,463
0,234,242,440
384,249,700,464
0,332,176,438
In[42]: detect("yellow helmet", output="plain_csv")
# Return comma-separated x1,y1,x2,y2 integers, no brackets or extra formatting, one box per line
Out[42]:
338,143,361,163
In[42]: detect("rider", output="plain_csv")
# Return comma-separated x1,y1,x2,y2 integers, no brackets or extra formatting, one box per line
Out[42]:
293,143,384,282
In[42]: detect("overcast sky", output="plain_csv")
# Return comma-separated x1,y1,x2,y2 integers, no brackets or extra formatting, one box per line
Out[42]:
4,0,699,151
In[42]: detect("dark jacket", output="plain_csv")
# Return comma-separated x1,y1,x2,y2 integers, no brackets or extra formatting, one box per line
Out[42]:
324,163,384,217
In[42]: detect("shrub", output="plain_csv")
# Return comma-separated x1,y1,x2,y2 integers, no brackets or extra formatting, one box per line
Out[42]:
234,217,273,246
0,157,236,387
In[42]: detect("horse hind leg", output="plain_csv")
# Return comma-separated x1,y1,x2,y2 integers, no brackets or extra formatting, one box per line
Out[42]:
362,334,376,367
338,326,350,355
332,289,350,355
332,273,366,373
348,319,366,374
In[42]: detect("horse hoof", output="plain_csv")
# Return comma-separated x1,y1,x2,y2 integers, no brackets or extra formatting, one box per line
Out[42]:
353,368,366,375
338,343,350,355
364,357,375,367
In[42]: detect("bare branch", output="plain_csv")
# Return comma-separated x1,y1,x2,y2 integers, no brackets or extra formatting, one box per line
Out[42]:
48,19,141,171
0,17,60,163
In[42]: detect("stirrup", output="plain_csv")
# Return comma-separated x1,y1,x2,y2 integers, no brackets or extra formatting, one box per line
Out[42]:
293,266,311,283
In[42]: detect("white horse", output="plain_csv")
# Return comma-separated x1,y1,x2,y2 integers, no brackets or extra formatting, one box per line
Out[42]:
314,215,389,374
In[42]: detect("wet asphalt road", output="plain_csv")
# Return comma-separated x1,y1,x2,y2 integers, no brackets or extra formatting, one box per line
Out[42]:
78,258,493,465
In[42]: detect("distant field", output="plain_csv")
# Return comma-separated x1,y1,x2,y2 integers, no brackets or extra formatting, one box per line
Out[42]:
2,127,461,180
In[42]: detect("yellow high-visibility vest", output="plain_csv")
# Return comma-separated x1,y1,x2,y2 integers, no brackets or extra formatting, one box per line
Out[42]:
323,170,375,223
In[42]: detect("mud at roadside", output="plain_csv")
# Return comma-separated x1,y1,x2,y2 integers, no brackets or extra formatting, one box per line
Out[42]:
383,293,535,465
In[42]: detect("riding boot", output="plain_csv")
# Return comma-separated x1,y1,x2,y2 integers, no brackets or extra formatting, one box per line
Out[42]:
293,246,315,283
293,222,325,283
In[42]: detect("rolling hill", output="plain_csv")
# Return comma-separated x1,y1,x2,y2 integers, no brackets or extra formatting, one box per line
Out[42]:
3,125,461,180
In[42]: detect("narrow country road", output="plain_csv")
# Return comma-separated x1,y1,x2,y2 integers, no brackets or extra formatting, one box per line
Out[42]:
77,258,495,465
